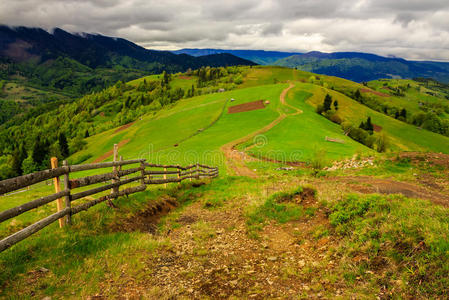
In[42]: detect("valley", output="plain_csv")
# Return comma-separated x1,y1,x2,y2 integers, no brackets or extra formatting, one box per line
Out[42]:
0,65,449,299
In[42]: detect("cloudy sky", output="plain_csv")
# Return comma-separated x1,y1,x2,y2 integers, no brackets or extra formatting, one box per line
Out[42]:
1,0,449,61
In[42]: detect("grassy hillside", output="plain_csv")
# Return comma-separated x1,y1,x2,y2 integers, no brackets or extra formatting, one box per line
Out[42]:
71,66,449,169
273,52,449,83
1,66,449,299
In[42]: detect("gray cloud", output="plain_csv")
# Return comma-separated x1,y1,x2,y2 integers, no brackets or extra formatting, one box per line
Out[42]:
1,0,448,61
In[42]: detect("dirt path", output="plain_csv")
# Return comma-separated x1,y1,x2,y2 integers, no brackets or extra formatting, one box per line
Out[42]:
327,176,449,207
99,181,343,299
92,139,130,163
221,83,297,177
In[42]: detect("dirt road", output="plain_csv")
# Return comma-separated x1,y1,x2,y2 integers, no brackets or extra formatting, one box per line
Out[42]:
221,83,298,177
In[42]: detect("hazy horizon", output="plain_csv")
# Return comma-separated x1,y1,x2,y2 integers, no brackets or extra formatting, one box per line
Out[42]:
1,0,449,61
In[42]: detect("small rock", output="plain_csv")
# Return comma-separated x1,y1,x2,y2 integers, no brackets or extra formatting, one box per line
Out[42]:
267,256,277,261
230,279,238,286
38,267,49,273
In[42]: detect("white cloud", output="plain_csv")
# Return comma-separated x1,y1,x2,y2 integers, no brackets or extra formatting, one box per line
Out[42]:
0,0,448,60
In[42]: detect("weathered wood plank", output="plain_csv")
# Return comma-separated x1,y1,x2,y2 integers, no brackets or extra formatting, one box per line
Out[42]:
70,176,143,201
144,170,179,175
0,190,69,223
0,167,69,195
69,167,142,189
0,208,70,253
69,159,144,172
71,185,146,215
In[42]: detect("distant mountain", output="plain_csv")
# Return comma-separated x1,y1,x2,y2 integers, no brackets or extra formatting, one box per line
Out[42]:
273,51,449,83
0,25,255,125
172,49,301,65
0,26,255,71
174,48,449,83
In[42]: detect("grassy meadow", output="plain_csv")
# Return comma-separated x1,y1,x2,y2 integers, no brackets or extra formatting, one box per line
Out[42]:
1,66,449,298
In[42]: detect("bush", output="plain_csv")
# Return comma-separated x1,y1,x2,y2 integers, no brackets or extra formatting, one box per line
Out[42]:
310,148,327,172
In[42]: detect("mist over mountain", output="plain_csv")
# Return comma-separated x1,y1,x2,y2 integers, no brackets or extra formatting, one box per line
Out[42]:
174,48,449,83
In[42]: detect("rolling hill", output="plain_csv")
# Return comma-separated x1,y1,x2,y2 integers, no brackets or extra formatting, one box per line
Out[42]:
0,26,255,125
175,48,449,83
1,65,449,299
172,48,301,65
274,51,449,83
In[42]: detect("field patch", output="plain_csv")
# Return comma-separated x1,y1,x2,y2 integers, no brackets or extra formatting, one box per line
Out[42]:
93,139,130,163
228,100,265,114
361,88,390,97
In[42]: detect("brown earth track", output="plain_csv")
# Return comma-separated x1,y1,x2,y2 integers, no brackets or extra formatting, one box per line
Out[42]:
373,123,383,132
361,88,390,97
221,83,297,177
114,121,136,133
92,139,130,163
328,176,449,207
228,100,266,114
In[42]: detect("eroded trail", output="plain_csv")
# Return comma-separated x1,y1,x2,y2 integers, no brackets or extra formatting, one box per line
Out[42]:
222,83,297,177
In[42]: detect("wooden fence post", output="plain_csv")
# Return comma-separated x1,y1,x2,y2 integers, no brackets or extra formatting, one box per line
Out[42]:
177,167,181,185
140,161,146,187
111,144,119,197
196,162,200,179
50,157,64,228
164,167,168,188
62,160,71,226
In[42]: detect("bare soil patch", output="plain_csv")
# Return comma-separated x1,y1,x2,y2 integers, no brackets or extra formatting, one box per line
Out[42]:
100,184,347,299
113,121,135,134
92,139,130,163
111,196,178,234
398,152,449,169
178,76,193,80
228,100,265,114
330,176,449,207
373,123,383,132
361,88,390,97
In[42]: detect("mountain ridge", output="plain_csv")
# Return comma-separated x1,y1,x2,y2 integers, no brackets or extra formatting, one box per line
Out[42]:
173,48,449,83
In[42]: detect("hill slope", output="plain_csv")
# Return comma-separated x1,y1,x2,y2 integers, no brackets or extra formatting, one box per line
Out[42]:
172,48,301,65
0,26,255,124
174,48,449,83
274,51,449,83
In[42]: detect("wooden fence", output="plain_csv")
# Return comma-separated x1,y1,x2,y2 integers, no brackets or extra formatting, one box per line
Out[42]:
0,154,218,253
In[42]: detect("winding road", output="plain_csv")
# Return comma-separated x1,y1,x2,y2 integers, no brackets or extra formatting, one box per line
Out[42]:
221,82,300,177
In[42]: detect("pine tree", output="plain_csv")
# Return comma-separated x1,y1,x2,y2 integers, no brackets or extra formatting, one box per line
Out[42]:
354,89,361,100
32,138,48,167
323,94,332,112
85,130,90,138
59,133,69,158
366,116,374,132
400,108,407,119
333,100,339,111
11,144,26,176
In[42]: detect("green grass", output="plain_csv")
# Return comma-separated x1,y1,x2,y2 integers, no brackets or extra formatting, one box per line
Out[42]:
328,193,449,297
72,84,286,170
305,84,449,153
247,83,372,162
0,186,175,298
246,186,305,238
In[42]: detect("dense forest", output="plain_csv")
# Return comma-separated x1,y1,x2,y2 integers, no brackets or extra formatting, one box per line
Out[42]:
0,26,255,125
0,66,244,179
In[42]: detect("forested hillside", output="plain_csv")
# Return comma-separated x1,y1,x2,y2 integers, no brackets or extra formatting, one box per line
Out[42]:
0,66,246,179
0,26,255,125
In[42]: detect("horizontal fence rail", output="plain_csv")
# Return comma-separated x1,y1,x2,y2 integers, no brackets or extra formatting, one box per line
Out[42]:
0,147,218,253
